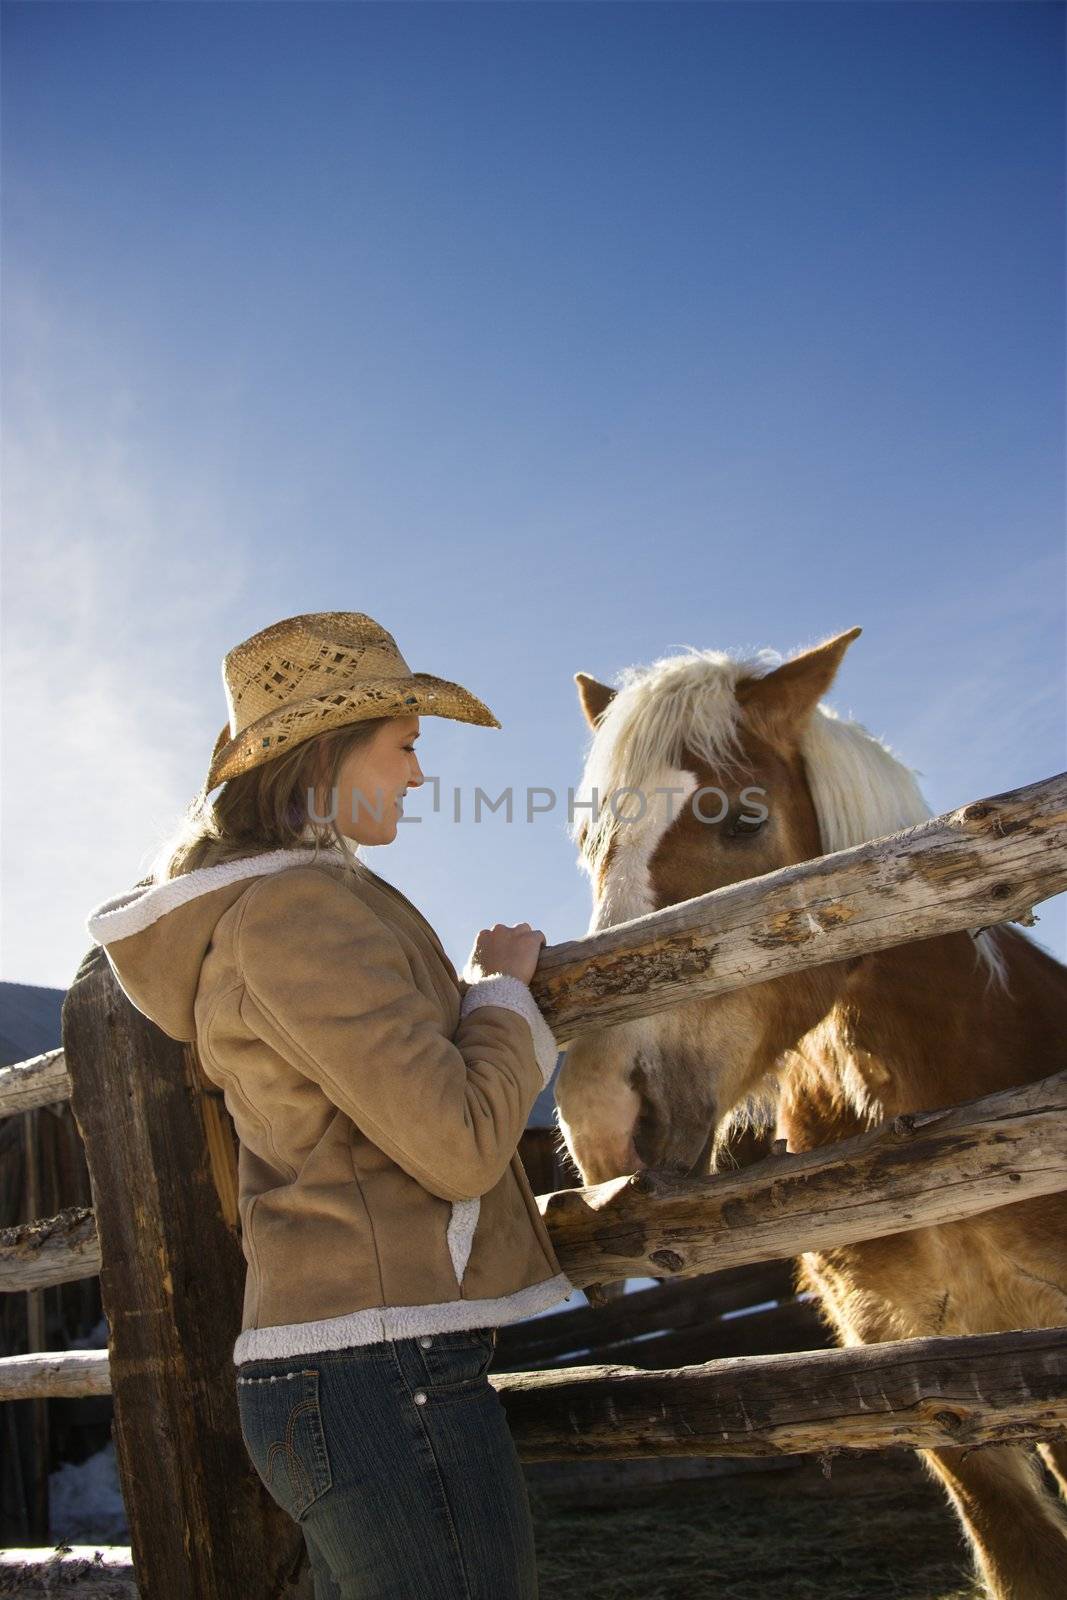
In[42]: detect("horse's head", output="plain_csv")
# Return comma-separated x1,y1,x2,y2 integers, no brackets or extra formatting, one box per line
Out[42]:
555,625,934,1187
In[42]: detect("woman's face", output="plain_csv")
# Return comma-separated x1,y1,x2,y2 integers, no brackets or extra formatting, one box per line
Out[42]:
329,714,424,845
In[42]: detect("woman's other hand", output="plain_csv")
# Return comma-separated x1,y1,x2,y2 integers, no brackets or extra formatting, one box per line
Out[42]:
466,922,546,985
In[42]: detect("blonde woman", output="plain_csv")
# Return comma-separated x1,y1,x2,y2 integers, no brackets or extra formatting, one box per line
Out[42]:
86,612,575,1599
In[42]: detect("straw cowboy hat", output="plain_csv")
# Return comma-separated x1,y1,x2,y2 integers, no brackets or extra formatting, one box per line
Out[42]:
197,611,500,798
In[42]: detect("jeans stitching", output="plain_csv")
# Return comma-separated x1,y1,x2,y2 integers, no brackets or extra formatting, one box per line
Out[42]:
246,1373,331,1520
387,1338,475,1600
265,1402,315,1514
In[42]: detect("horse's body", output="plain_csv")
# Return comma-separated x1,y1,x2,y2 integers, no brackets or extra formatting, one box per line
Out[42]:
556,628,1067,1600
781,925,1067,1600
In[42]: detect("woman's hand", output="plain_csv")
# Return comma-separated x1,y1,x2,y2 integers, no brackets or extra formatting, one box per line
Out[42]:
466,922,546,985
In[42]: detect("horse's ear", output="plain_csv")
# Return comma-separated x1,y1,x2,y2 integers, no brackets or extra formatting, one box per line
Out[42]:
736,626,862,746
574,671,616,729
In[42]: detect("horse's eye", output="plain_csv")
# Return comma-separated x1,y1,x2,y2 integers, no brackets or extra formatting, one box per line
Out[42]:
728,813,766,837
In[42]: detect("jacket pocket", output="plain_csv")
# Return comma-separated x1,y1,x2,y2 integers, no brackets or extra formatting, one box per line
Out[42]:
235,1366,332,1520
446,1196,480,1287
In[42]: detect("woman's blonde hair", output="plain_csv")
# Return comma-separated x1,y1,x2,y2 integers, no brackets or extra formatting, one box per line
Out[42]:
148,716,395,883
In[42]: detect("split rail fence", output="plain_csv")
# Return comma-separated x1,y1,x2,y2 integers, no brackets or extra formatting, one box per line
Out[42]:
1,769,1065,1597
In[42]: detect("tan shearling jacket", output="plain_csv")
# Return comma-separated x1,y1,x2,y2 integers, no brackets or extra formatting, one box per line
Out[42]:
85,843,576,1364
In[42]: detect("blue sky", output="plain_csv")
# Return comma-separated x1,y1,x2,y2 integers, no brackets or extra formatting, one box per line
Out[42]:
4,1,1064,992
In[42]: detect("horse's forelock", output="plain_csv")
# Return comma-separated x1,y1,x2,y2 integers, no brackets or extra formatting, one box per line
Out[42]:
570,639,1012,993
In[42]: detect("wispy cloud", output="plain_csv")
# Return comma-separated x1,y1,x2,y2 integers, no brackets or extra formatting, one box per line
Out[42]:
882,548,1064,800
871,551,1066,961
2,276,254,985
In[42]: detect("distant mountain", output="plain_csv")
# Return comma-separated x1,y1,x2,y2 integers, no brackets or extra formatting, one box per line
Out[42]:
0,981,65,1068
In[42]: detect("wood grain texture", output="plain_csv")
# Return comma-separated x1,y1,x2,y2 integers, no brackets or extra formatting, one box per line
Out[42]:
537,1068,1067,1283
61,946,311,1600
0,1049,71,1119
531,770,1067,1040
496,1325,1067,1459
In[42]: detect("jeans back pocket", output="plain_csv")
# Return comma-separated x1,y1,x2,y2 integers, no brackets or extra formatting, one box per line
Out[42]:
236,1365,332,1521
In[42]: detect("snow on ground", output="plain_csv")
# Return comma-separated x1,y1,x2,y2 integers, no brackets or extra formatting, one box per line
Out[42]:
49,1314,130,1543
50,1438,129,1543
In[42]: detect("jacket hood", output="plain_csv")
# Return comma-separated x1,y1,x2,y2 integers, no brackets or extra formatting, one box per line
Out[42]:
85,844,350,1043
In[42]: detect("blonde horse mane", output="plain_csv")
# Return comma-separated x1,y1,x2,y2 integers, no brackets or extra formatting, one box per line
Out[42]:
570,643,1010,993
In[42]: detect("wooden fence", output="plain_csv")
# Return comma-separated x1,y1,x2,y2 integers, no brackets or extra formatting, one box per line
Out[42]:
1,768,1065,1597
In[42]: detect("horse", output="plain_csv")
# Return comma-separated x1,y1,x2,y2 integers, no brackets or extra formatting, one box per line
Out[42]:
554,625,1067,1600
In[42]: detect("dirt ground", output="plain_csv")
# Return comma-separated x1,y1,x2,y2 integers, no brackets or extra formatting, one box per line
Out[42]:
525,1451,984,1600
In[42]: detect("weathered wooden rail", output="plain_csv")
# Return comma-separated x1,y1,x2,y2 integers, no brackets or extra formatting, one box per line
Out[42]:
4,1067,1065,1384
499,1325,1067,1459
531,768,1066,1039
539,1067,1067,1283
1,767,1063,1597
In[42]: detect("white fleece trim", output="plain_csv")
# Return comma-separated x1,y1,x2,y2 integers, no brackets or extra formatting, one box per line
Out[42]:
459,973,558,1086
85,845,347,946
446,1196,480,1286
232,1270,577,1364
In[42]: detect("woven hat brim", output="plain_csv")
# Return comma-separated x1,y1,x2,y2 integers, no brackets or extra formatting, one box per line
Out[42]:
206,672,500,791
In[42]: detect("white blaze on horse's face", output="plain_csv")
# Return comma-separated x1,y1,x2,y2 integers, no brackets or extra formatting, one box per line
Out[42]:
558,761,770,1187
559,806,767,1184
585,765,700,935
556,767,704,1185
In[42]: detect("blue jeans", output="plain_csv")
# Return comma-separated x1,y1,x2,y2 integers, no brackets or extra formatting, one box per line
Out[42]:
234,1326,539,1599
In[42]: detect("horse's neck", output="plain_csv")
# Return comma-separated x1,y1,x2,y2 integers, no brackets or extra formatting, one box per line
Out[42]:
777,924,1067,1149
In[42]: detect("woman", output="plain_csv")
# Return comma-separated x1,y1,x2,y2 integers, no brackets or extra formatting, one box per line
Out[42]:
85,611,576,1600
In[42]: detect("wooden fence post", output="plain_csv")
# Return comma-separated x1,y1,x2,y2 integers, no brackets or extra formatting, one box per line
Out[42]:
61,945,311,1599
